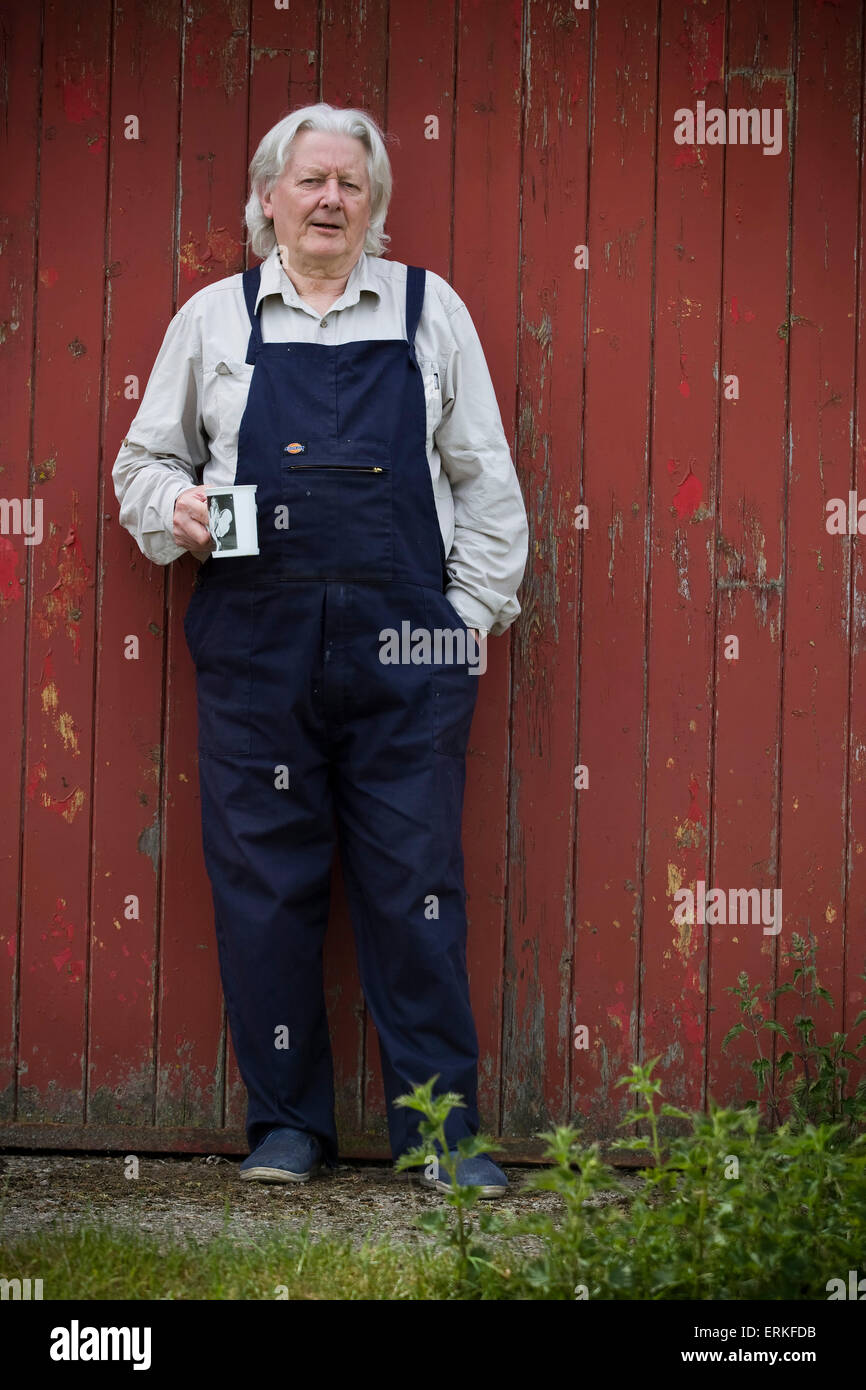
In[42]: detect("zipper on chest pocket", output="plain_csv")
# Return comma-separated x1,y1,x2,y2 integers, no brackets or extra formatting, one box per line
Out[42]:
285,464,387,473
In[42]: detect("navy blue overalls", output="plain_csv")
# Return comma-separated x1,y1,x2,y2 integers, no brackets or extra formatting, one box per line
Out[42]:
182,264,481,1165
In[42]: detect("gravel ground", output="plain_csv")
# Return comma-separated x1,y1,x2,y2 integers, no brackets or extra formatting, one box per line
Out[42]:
0,1153,642,1251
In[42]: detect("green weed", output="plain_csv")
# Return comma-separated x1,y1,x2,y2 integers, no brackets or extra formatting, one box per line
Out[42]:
723,932,866,1137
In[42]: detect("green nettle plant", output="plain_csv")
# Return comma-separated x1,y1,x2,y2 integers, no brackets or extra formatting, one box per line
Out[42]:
394,1045,866,1298
600,1058,866,1299
479,1125,622,1299
393,1076,503,1289
722,932,866,1137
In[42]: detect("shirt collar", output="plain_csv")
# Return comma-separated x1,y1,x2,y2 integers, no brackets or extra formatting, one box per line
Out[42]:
255,244,380,314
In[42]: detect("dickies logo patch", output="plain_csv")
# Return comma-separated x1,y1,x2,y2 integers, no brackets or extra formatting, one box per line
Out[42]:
283,442,306,455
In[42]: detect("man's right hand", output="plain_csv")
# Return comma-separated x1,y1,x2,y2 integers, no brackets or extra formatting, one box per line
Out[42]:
173,488,215,563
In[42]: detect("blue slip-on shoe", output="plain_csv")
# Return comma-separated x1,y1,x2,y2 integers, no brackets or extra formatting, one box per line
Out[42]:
420,1151,509,1199
239,1127,322,1184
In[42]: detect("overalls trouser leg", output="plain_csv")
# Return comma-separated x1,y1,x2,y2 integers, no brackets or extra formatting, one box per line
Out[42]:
183,265,481,1164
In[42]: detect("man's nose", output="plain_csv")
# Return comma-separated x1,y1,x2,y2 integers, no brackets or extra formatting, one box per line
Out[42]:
319,178,342,205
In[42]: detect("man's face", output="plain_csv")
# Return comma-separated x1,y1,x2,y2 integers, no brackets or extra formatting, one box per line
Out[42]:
261,130,372,273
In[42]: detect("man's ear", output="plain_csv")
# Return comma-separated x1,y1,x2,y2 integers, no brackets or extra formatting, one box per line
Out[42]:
257,176,278,219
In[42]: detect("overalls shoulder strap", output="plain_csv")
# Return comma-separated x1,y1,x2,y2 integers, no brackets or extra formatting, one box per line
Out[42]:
405,265,426,351
242,265,263,365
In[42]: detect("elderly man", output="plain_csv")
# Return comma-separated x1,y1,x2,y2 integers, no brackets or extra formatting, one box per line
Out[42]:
113,103,528,1197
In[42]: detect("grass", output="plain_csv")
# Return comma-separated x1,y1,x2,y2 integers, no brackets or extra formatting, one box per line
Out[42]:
0,1218,465,1301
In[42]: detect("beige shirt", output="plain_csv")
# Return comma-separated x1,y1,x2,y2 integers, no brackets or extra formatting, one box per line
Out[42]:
112,244,528,636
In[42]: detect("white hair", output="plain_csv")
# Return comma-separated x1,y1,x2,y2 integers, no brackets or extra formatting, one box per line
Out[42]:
244,103,393,259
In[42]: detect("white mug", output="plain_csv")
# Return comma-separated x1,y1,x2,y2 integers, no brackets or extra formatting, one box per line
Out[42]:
202,484,259,557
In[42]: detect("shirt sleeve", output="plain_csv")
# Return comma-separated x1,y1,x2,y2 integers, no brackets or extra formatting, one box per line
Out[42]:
111,305,210,566
435,298,529,638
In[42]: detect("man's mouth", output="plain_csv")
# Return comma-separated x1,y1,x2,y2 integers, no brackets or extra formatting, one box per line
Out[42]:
311,221,342,231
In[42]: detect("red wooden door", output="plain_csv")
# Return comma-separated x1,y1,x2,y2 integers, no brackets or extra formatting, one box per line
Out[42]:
1,0,864,1157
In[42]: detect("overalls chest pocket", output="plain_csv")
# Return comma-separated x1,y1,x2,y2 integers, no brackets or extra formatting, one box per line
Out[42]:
279,439,393,580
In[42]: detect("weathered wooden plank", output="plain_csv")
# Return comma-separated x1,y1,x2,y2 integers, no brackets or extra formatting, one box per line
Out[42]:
640,0,726,1117
249,0,318,145
88,0,183,1130
158,0,250,1133
847,3,866,1098
503,0,589,1140
383,0,457,281
17,0,112,1123
571,0,657,1140
320,0,388,114
0,0,41,1121
775,0,862,1075
452,0,523,1138
706,0,794,1115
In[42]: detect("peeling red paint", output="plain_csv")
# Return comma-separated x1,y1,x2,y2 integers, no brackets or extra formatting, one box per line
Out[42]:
178,229,244,283
60,69,106,123
730,295,756,325
42,786,86,821
39,516,93,659
185,30,246,97
178,236,201,283
672,467,703,519
26,760,48,800
39,267,59,288
0,536,22,603
674,145,700,170
679,353,690,398
681,1003,703,1045
46,900,83,980
51,900,75,940
680,965,705,1045
686,774,706,827
607,1001,629,1032
677,11,725,94
186,34,215,89
206,227,244,271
